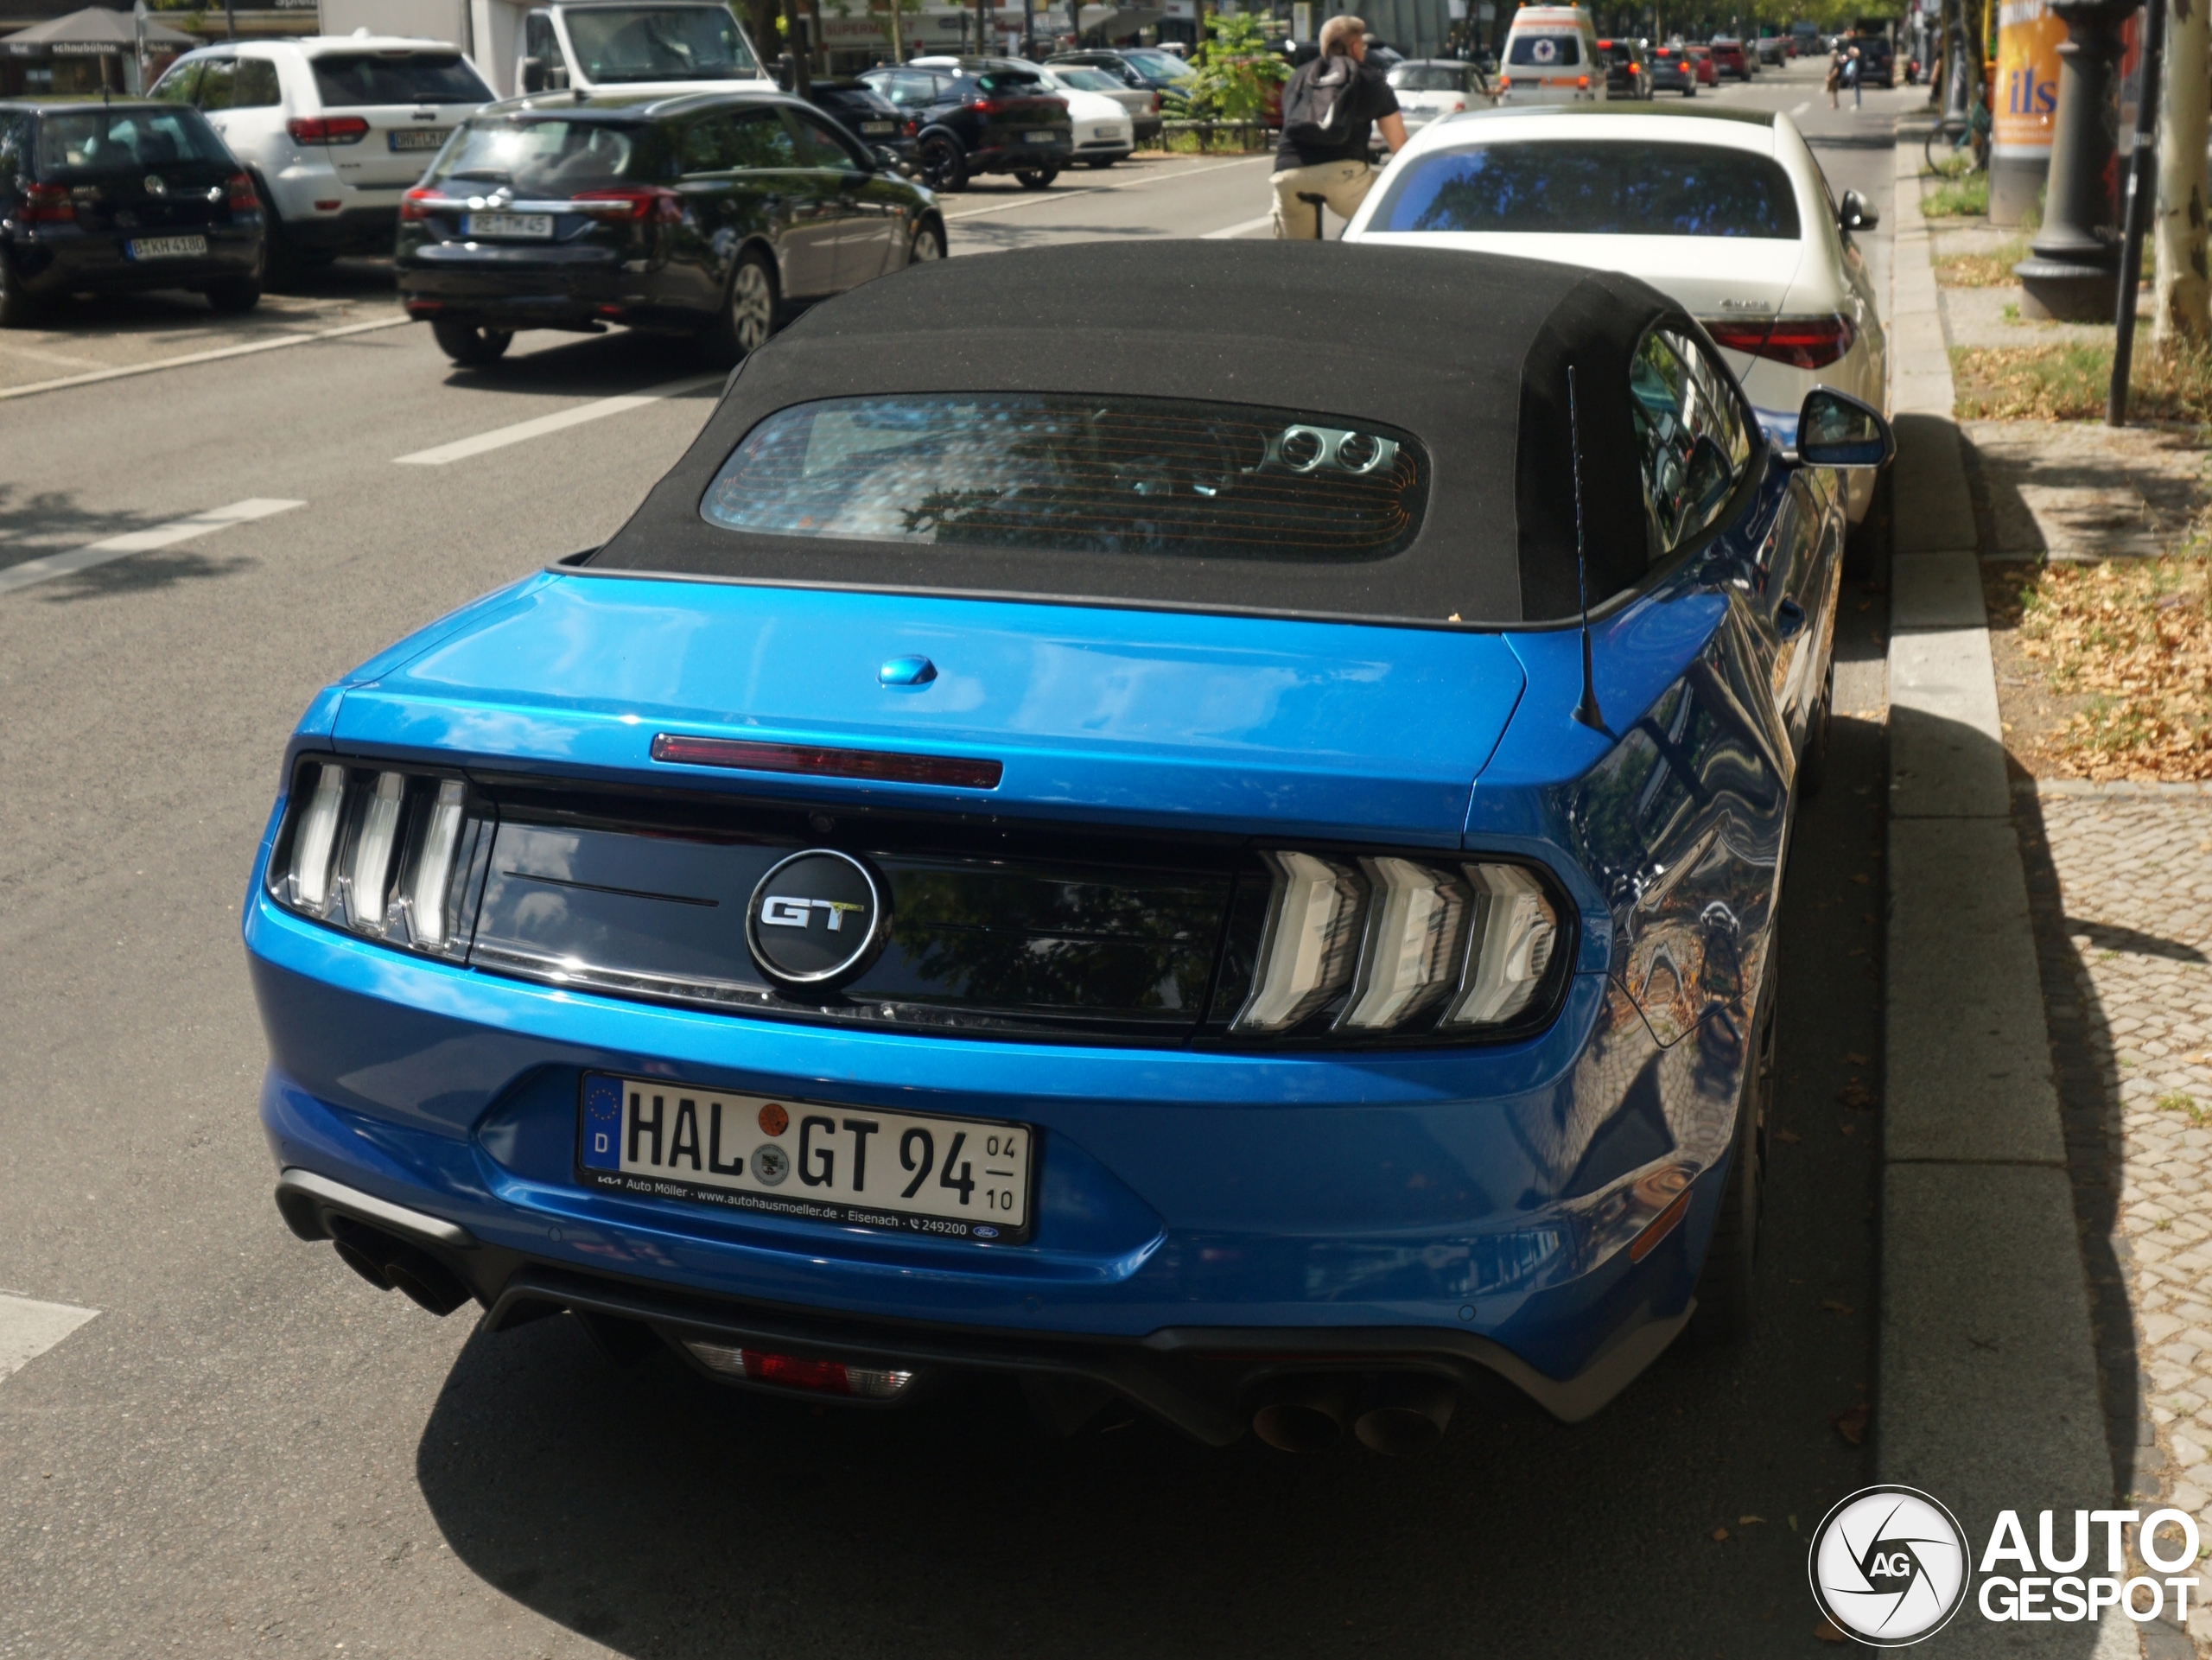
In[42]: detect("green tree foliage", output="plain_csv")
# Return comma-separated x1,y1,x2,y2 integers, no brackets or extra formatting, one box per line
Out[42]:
1185,10,1287,124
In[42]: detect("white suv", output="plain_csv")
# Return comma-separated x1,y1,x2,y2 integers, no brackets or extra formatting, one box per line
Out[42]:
149,36,493,279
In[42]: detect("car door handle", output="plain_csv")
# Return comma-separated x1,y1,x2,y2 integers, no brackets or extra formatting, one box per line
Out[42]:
1775,597,1806,639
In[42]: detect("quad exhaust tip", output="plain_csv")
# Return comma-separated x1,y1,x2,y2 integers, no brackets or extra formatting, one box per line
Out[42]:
1251,1373,1457,1456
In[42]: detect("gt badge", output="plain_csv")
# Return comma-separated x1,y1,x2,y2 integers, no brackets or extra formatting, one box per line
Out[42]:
745,849,887,989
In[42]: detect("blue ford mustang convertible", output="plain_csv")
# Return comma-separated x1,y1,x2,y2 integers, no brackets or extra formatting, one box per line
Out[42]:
245,243,1891,1454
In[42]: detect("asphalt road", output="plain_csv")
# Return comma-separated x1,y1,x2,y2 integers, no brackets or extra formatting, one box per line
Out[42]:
0,64,1925,1658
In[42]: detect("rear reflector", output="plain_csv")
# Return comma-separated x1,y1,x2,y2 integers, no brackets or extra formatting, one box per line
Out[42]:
1703,315,1855,369
1629,1186,1694,1262
651,733,1002,791
683,1340,916,1399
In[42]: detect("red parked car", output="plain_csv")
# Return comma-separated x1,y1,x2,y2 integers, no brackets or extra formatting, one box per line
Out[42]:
1685,44,1717,84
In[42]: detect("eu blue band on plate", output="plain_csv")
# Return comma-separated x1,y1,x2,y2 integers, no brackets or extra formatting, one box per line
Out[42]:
582,1075,624,1171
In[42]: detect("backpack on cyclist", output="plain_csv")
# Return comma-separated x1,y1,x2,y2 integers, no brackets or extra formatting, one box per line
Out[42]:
1281,56,1357,149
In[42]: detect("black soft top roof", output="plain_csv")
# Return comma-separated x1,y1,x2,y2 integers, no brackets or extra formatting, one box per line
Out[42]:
588,241,1696,626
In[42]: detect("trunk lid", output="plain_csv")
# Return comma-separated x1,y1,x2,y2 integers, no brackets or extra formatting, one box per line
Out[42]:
332,576,1528,844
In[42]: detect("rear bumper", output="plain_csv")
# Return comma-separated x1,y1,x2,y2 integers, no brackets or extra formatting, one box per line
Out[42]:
277,201,402,256
247,871,1728,1433
274,1164,1694,1441
396,241,647,330
7,224,262,295
970,142,1074,173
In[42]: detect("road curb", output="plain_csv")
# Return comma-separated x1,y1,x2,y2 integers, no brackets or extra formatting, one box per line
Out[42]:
1876,125,2134,1657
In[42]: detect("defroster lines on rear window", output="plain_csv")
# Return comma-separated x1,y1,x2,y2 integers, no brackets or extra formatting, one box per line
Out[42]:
699,394,1428,564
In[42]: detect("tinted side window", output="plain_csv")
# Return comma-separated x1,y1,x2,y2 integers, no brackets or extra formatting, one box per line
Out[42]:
150,60,203,105
872,70,941,107
1630,328,1751,558
785,108,859,168
235,56,282,109
724,107,798,169
195,56,238,111
0,117,24,192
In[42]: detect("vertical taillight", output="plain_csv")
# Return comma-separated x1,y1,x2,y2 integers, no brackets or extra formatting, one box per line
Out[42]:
226,171,257,213
1230,851,1563,1040
271,762,482,960
405,780,467,948
288,763,347,910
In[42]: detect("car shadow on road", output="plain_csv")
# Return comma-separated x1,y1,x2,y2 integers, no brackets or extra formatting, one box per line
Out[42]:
435,329,728,401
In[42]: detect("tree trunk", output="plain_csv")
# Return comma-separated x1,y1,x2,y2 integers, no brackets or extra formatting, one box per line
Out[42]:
2155,0,2211,341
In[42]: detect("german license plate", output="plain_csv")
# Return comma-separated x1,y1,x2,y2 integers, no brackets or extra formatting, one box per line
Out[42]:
577,1073,1036,1243
463,211,553,239
861,120,895,135
390,126,451,151
128,235,206,259
1024,129,1057,143
1093,125,1118,138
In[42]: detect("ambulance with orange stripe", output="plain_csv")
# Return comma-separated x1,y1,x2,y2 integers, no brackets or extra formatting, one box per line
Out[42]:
1495,5,1606,104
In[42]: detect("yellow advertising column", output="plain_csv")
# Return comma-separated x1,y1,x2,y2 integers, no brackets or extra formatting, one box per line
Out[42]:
1992,0,2066,224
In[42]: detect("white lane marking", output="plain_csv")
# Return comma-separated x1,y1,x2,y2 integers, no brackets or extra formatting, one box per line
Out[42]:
1791,99,1811,114
0,315,410,403
393,374,723,466
1201,213,1275,239
0,498,304,598
941,155,1268,221
0,1294,98,1383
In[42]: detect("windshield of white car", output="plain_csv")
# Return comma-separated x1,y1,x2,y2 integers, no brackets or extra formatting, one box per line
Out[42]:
1505,33,1581,65
309,52,493,105
563,6,758,81
1389,64,1472,90
1370,140,1802,239
702,393,1428,564
35,106,230,174
431,117,648,194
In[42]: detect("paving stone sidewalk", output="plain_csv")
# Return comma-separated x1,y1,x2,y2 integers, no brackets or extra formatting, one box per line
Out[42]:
2019,780,2212,1657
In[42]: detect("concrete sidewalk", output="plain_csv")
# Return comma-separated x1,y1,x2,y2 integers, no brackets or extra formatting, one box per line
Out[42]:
1876,128,2137,1659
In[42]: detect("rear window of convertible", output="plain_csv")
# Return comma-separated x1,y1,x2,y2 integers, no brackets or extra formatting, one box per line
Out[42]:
700,394,1429,563
1370,140,1802,239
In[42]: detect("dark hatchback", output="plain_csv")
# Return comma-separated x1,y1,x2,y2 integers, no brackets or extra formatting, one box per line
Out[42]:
0,100,263,325
1852,34,1897,87
859,64,1071,192
396,90,942,367
1644,44,1698,94
1594,38,1652,99
804,77,915,162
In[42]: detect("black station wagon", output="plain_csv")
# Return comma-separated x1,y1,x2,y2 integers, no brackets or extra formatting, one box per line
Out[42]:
396,89,942,366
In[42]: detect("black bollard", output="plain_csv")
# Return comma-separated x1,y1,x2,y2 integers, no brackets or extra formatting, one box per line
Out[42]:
2013,0,2136,320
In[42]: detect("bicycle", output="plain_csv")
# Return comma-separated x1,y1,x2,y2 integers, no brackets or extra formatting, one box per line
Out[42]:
1923,101,1992,174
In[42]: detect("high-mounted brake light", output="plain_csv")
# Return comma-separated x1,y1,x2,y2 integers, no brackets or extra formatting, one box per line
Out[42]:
651,733,1002,790
19,181,73,223
1703,314,1855,369
287,115,371,144
1234,852,1562,1038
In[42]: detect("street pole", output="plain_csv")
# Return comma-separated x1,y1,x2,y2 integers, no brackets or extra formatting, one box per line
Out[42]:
2108,0,2164,423
2012,0,2134,319
2152,0,2210,340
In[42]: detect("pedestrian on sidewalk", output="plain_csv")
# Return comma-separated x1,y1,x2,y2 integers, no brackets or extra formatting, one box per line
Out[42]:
1825,43,1844,105
1269,14,1408,239
1845,44,1862,108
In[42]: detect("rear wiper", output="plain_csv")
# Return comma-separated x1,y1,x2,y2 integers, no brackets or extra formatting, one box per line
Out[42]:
448,169,512,183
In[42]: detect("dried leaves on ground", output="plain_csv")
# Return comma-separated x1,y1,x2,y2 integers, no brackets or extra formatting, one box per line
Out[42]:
2013,557,2212,779
1934,241,2027,286
1954,339,2212,423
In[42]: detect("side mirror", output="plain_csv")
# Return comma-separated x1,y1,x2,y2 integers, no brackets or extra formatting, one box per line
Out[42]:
1795,387,1893,469
1838,187,1878,231
519,54,546,92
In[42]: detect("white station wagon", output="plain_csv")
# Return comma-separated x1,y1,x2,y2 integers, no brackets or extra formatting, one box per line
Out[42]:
1344,104,1892,572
